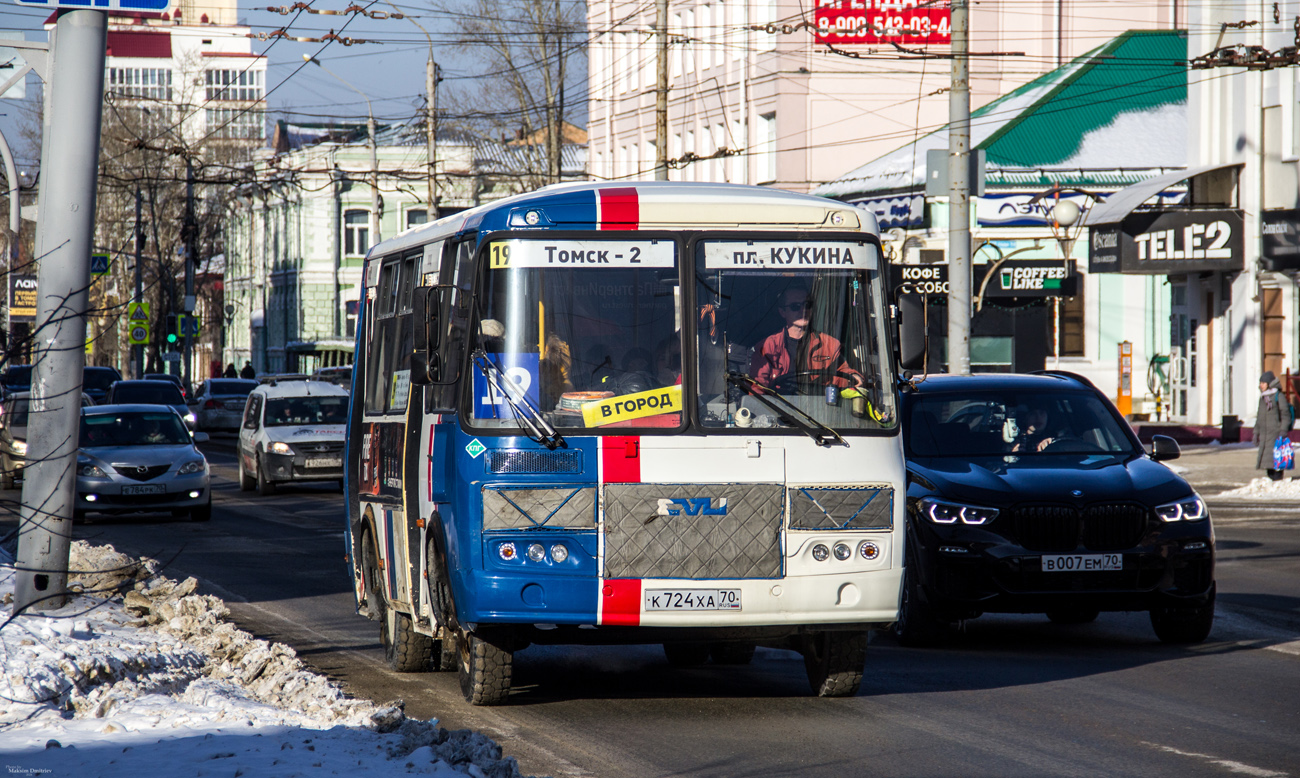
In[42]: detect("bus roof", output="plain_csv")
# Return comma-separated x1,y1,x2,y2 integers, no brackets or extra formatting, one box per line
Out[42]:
369,181,876,260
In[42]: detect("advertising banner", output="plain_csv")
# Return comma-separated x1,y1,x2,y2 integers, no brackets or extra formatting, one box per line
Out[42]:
9,274,37,324
813,0,951,46
1088,209,1244,274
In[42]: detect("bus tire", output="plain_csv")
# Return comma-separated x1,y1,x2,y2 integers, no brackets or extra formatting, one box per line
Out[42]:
256,453,276,496
361,532,385,622
383,607,433,672
662,642,711,666
430,627,458,672
458,630,513,705
710,641,756,665
238,455,254,491
803,631,867,698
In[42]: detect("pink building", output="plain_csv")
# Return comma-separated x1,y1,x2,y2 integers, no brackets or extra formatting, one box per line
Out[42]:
587,0,1181,190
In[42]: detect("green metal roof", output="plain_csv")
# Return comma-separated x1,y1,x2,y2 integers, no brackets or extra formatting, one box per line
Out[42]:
979,30,1187,167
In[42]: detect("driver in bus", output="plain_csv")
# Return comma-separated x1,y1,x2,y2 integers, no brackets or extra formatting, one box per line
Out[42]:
749,285,865,393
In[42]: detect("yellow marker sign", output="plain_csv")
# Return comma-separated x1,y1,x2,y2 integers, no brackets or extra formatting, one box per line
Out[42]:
582,385,683,427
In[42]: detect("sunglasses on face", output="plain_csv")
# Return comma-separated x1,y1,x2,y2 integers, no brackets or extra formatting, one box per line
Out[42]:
781,300,812,312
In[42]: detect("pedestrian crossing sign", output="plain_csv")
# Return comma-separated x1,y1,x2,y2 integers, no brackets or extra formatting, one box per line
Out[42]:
91,253,110,276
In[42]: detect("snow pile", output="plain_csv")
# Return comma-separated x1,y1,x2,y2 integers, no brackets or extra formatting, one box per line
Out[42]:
1214,477,1300,500
0,540,530,777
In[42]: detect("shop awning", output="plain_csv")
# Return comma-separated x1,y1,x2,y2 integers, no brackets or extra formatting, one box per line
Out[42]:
1082,163,1243,226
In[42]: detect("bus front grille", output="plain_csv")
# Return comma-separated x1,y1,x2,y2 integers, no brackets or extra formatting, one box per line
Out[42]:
602,483,784,580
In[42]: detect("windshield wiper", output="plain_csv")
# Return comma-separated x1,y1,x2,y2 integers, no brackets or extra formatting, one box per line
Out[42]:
473,350,565,450
725,372,847,447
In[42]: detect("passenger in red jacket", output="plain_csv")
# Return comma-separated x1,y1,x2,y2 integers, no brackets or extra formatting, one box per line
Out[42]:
748,286,864,393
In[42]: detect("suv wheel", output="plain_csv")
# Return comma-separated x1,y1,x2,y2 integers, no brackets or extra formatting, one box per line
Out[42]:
256,453,276,496
238,454,255,491
1150,584,1215,644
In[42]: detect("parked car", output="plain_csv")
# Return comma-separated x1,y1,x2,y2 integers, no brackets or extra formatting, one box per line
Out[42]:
104,380,196,428
0,390,94,489
144,372,191,402
1,364,32,397
83,366,124,405
237,380,348,495
190,378,259,432
75,404,211,521
898,371,1215,646
309,366,353,388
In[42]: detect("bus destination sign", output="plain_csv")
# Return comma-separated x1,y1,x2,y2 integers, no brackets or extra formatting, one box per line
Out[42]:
488,239,674,269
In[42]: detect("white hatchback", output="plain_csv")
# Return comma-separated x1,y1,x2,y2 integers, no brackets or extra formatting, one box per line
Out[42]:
237,379,348,495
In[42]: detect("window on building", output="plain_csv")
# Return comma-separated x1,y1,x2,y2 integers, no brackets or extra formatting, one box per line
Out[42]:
406,209,428,228
344,210,370,256
206,68,264,102
108,67,173,101
758,0,777,51
205,107,265,140
700,4,712,70
759,112,777,184
672,13,683,77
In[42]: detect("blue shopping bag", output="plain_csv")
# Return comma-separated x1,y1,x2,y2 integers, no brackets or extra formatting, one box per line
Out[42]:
1274,436,1295,470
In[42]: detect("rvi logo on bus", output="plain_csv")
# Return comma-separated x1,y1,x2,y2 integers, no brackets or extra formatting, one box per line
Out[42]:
656,497,729,516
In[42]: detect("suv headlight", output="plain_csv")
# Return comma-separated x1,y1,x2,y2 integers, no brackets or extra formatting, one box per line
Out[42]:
1155,495,1207,522
77,460,107,477
919,496,999,525
268,442,293,455
177,459,206,475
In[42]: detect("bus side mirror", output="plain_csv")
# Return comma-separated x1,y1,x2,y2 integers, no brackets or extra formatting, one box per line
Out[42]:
897,294,926,372
411,286,442,386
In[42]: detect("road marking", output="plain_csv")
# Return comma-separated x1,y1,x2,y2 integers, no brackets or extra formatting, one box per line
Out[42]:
1141,742,1289,777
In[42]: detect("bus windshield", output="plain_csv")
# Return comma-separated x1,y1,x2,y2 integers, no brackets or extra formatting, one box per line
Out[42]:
694,237,896,432
469,236,684,431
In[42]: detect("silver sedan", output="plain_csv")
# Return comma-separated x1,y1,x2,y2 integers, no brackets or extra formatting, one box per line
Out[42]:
75,404,212,522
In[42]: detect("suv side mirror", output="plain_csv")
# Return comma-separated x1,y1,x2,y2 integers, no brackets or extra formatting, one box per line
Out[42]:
1149,434,1180,462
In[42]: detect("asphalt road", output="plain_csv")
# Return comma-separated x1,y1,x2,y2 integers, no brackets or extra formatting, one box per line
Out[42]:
2,442,1298,778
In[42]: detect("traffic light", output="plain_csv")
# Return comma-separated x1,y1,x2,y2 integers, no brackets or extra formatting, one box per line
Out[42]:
166,313,178,345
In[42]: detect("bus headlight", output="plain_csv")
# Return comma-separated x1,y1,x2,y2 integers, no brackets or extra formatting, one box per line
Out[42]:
527,543,546,562
550,544,568,563
811,543,830,562
833,543,852,561
498,542,517,561
858,541,879,560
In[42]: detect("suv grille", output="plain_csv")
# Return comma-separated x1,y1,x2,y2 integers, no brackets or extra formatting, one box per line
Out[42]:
1010,503,1149,552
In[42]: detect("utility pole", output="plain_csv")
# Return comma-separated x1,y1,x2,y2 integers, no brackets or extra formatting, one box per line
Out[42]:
946,0,971,376
654,0,668,180
14,9,107,613
427,56,438,216
0,128,21,342
133,186,143,379
183,157,195,390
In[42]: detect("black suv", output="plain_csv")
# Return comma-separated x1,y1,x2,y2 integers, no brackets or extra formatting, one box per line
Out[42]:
898,372,1215,645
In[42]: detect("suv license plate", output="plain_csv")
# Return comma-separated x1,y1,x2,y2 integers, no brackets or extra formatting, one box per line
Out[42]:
1042,554,1122,572
121,484,165,496
305,457,342,469
645,589,741,611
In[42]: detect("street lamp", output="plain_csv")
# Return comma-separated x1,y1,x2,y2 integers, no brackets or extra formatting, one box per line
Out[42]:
302,54,381,249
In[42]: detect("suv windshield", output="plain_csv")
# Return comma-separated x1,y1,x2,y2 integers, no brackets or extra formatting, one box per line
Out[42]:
81,411,191,447
907,390,1137,458
468,236,683,431
695,237,895,432
264,396,347,426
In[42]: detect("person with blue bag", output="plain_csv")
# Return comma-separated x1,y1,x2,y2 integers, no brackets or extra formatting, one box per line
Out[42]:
1255,371,1295,481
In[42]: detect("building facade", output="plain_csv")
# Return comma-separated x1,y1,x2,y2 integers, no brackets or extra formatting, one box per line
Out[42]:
586,0,1180,190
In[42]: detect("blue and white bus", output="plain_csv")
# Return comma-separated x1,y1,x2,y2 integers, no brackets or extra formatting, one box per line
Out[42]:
346,181,905,704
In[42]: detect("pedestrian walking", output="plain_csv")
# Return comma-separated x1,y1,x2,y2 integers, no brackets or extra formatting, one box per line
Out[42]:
1255,371,1294,481
223,363,237,378
240,361,256,380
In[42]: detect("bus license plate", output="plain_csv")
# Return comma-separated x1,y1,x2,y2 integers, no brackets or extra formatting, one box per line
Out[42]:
645,589,741,611
1042,554,1122,572
305,457,342,469
121,484,165,495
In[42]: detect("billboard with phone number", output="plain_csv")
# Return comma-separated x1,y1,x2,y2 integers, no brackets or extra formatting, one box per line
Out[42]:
814,0,951,46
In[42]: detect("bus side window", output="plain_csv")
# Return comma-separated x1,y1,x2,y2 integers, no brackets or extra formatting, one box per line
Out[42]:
425,237,474,413
365,259,401,415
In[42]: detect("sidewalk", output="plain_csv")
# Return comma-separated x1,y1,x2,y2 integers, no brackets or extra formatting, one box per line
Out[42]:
1174,442,1300,506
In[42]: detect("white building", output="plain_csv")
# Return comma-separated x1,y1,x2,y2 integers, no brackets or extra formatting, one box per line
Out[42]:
586,0,1181,190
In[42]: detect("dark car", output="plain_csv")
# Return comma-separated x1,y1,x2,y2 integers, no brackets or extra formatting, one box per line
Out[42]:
83,366,124,404
1,364,32,397
104,380,196,428
144,372,190,402
897,372,1215,646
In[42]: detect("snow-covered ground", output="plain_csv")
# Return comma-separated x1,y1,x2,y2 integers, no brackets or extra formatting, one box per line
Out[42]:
0,539,530,777
1215,476,1300,499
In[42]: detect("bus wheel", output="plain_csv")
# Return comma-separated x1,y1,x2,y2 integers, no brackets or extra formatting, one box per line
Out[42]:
662,642,711,666
710,641,756,665
802,631,868,698
382,607,434,672
360,533,385,622
458,630,513,705
429,626,458,672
